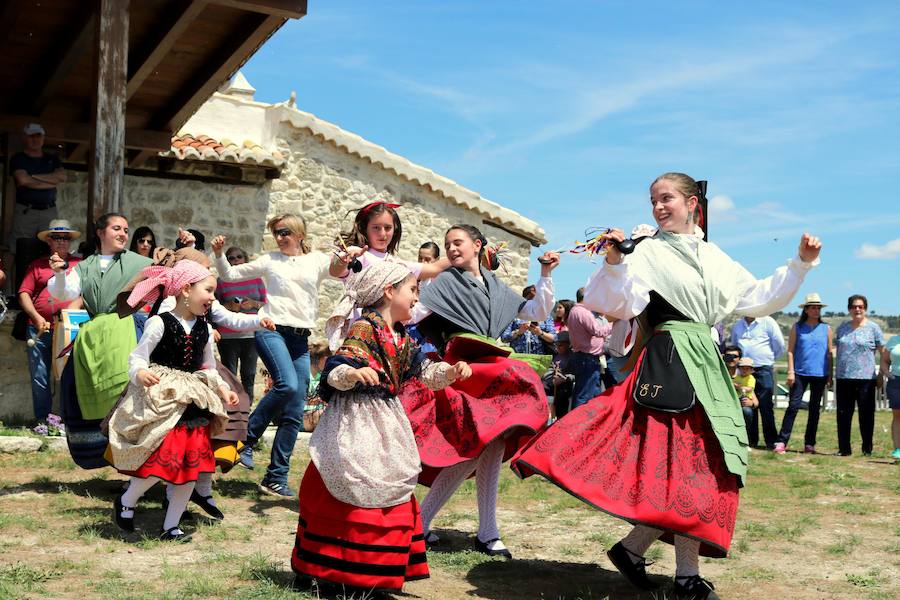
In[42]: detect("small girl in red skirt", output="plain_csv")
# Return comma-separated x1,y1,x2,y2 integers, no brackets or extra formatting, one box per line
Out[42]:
107,260,238,541
291,261,470,594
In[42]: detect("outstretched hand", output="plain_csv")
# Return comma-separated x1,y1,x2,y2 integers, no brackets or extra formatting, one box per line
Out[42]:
798,233,821,263
211,235,227,257
538,251,560,276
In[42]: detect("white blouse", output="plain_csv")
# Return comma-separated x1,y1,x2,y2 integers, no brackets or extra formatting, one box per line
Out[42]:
47,254,116,302
157,297,261,331
215,251,333,329
128,314,224,388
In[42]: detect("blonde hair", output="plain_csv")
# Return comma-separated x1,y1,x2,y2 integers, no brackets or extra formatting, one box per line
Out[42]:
267,214,310,254
650,172,701,223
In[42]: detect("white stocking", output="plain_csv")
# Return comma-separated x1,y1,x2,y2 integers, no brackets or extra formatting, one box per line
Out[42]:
674,536,700,578
120,476,159,517
620,525,663,560
475,439,505,542
420,458,476,535
194,472,215,504
164,482,196,531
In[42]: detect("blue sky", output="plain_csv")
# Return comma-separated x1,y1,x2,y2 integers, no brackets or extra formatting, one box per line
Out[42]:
242,1,900,313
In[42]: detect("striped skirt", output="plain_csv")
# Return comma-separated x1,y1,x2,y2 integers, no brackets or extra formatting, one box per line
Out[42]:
291,464,428,592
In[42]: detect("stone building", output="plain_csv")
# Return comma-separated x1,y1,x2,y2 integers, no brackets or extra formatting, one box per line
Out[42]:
0,72,545,421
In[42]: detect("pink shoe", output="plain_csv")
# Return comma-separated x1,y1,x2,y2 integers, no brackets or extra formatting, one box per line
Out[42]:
773,442,786,454
804,445,815,454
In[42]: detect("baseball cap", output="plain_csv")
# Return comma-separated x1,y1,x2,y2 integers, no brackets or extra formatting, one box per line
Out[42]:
23,123,45,136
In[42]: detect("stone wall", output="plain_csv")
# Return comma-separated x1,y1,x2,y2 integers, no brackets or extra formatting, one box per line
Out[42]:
0,126,533,421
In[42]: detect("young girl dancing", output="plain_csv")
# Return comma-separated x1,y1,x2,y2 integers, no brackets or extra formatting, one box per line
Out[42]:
335,201,449,280
108,259,238,541
291,261,470,594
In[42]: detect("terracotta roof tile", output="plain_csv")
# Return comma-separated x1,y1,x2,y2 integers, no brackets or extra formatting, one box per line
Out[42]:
163,133,285,168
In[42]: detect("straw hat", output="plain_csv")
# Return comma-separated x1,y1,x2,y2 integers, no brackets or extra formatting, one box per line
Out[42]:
798,292,827,309
37,219,81,243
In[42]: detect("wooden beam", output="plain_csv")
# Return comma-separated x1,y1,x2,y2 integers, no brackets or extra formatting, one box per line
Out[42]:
30,13,96,115
128,149,156,168
0,115,170,150
126,0,208,101
150,13,285,132
88,0,129,219
206,0,306,19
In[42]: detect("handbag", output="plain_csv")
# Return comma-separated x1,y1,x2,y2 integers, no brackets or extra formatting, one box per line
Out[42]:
632,331,696,412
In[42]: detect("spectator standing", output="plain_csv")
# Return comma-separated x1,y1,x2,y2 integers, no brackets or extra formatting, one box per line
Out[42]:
129,226,157,258
216,246,267,400
543,331,575,419
880,334,900,459
834,294,885,456
10,123,66,290
774,293,832,454
731,314,785,449
17,220,82,423
552,299,574,333
500,285,556,355
567,287,613,409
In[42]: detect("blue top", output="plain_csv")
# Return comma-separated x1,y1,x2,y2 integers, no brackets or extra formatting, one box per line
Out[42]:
730,316,785,367
835,321,885,379
793,321,830,377
885,335,900,377
501,316,554,355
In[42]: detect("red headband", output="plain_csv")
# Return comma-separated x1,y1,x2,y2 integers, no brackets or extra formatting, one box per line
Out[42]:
360,201,400,215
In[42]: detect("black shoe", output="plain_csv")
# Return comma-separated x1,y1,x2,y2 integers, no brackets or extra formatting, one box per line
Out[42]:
113,495,135,532
607,541,657,590
190,491,225,520
673,575,719,600
161,498,195,522
473,536,512,559
159,527,192,543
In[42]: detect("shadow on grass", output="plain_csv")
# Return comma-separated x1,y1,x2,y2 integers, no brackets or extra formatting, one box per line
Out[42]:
0,476,124,500
464,557,666,600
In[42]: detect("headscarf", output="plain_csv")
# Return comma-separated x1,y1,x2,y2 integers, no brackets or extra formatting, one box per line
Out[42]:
116,247,211,317
325,261,411,351
125,259,212,310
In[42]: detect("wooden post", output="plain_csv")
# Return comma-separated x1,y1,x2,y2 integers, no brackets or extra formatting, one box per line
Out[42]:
88,0,129,225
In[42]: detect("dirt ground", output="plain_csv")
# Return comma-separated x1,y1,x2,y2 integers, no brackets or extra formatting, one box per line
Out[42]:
1,409,898,600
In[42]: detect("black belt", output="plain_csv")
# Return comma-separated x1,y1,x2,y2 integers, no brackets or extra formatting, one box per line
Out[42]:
17,202,56,211
276,324,311,337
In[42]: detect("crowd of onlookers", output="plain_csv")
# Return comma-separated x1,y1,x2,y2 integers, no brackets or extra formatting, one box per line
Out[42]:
2,121,898,463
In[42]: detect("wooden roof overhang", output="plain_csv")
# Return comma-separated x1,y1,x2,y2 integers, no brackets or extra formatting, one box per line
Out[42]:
0,0,306,242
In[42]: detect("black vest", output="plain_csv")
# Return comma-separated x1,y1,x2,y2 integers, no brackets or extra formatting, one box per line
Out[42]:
150,312,209,373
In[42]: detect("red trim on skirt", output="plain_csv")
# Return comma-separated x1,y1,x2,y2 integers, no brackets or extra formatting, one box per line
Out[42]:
511,351,739,558
400,349,549,486
291,464,429,592
120,424,215,485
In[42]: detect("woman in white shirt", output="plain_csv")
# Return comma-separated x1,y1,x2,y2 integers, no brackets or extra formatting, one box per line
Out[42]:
212,214,353,497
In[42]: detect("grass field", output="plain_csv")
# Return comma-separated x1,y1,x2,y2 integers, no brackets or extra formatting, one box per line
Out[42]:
0,408,897,600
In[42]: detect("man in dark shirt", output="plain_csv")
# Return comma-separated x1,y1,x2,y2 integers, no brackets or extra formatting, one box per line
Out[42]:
10,123,66,291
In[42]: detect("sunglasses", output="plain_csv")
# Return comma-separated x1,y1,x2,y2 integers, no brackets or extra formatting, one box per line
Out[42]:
849,304,866,309
724,354,740,362
137,238,153,245
226,254,245,261
49,235,71,242
274,228,293,238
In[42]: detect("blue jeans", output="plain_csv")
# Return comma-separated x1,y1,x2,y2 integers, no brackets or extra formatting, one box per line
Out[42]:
778,374,827,447
570,352,602,409
741,406,755,432
248,327,310,485
748,365,777,448
25,324,53,422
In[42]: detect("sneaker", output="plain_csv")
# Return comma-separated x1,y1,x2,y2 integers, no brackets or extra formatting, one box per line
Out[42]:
804,445,815,454
891,448,900,459
607,541,657,590
673,574,719,599
259,480,295,498
238,446,254,470
773,442,786,454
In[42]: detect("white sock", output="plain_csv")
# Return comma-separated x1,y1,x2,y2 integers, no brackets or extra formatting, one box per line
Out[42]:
475,439,505,542
485,539,508,552
164,482,195,531
194,472,216,505
120,477,159,517
621,525,663,562
420,458,476,535
674,536,700,578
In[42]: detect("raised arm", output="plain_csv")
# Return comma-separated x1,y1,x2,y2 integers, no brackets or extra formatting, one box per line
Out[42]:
733,234,821,317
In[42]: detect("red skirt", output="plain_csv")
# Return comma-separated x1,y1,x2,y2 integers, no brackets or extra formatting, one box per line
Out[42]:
291,464,428,592
511,351,739,558
120,424,215,485
400,338,549,486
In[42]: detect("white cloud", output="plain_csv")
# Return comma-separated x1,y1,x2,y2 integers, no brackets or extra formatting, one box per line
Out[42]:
709,195,736,222
855,238,900,260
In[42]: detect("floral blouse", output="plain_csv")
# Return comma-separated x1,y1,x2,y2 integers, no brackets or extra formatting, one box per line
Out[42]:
835,320,885,379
